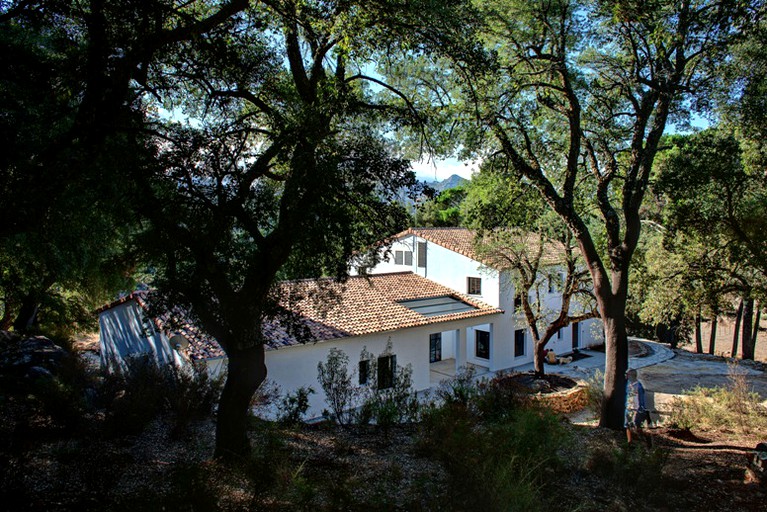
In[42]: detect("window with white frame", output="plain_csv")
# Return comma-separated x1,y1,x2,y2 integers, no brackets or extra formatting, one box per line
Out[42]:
394,250,413,266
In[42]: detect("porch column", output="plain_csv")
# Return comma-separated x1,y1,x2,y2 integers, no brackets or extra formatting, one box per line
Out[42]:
488,323,499,372
454,328,465,371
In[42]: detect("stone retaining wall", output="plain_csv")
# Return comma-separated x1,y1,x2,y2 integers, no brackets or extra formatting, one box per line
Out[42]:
531,384,589,414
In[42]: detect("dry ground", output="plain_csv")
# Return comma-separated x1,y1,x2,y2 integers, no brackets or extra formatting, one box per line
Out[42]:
5,417,764,511
681,315,767,362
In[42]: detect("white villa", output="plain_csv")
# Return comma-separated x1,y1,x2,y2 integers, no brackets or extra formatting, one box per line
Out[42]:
352,227,602,370
97,227,601,418
97,272,503,418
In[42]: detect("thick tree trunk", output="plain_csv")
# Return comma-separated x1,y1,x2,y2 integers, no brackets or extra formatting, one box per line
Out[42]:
534,339,546,377
732,298,743,358
599,308,629,430
752,305,761,355
708,314,717,355
12,293,42,332
215,343,267,460
742,298,755,360
0,304,15,331
694,310,703,353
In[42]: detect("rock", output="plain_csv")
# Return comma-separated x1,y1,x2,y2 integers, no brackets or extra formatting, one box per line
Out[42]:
26,365,55,381
0,333,67,376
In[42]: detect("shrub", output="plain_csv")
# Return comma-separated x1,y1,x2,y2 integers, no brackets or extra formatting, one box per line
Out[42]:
28,374,86,432
359,362,420,429
585,442,670,498
278,386,314,425
419,398,567,512
434,365,478,406
475,373,531,421
667,361,767,434
101,356,222,437
317,348,357,426
584,369,605,419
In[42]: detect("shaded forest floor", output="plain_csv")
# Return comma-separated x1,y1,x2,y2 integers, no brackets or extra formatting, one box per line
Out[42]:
2,411,765,511
2,336,767,511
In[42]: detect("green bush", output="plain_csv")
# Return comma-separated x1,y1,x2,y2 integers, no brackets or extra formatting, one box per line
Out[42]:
101,356,222,437
475,373,531,421
667,362,767,434
278,386,314,425
419,399,567,512
359,362,420,429
28,374,87,432
434,365,479,406
585,442,670,498
317,348,356,426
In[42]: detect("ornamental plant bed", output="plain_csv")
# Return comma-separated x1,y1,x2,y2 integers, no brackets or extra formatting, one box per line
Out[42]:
492,372,578,395
588,339,651,358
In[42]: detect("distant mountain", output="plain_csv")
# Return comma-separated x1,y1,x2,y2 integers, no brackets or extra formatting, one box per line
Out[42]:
395,174,469,211
422,174,469,194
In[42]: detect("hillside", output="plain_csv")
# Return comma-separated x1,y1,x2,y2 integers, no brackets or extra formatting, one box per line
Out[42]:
423,174,469,194
1,330,766,511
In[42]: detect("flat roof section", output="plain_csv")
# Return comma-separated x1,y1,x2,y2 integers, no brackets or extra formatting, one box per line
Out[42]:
398,296,478,317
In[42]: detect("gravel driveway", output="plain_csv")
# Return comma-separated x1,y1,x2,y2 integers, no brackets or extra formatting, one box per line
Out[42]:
638,350,767,415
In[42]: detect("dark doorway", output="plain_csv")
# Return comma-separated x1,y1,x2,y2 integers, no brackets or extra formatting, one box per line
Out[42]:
476,330,490,359
572,322,580,349
430,333,442,363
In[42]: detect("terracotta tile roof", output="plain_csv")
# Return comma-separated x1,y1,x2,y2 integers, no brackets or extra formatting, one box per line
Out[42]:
94,291,148,314
97,273,502,359
267,272,502,347
396,227,565,268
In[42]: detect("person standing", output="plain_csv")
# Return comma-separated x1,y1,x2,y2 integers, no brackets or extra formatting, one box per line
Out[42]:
625,368,649,444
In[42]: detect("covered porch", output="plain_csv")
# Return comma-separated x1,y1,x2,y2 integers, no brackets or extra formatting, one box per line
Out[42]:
426,321,512,387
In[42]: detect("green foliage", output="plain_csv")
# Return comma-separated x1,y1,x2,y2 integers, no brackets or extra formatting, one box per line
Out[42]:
317,348,357,426
359,362,420,429
419,401,566,512
278,386,315,425
655,129,767,287
462,163,551,233
101,357,222,437
417,369,572,511
668,362,767,434
0,5,162,331
27,373,88,434
585,442,670,498
435,365,480,406
722,18,767,172
414,186,467,226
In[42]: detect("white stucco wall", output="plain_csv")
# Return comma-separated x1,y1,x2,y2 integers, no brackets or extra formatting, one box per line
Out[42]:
264,315,502,419
98,300,184,372
358,235,501,307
